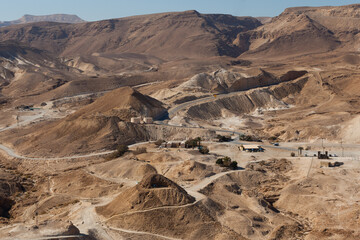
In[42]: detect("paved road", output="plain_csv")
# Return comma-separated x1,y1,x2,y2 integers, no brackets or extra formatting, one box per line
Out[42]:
19,235,85,240
107,226,181,240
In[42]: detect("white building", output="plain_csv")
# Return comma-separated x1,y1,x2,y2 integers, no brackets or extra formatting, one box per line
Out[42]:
240,145,264,152
143,117,153,124
131,117,141,123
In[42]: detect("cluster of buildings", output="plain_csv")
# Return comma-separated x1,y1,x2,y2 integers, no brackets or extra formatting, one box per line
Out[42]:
160,141,187,148
130,117,153,124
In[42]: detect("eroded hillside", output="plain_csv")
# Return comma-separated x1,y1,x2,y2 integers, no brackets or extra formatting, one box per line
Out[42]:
0,4,359,240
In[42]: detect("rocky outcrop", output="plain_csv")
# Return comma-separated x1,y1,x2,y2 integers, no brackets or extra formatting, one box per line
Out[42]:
0,196,14,218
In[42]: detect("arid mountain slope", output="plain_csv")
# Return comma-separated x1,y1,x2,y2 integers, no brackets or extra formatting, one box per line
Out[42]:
0,5,359,64
238,4,360,59
0,11,261,59
0,41,73,100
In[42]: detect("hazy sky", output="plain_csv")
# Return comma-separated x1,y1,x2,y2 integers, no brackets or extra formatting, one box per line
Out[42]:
0,0,359,21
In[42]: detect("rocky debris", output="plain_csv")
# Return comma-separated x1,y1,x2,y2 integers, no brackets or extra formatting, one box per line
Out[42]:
61,222,80,235
0,167,30,220
246,158,292,174
0,196,14,218
269,224,305,240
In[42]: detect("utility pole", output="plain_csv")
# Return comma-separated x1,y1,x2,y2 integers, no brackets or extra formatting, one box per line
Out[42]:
340,139,344,157
307,157,314,178
321,138,325,154
16,114,19,126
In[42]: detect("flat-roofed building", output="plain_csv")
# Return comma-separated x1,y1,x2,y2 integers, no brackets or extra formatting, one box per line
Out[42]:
130,117,141,123
240,145,264,152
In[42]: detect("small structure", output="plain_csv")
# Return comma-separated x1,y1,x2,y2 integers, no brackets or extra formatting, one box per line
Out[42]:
160,141,186,148
131,117,141,124
320,161,344,168
16,105,34,111
317,151,329,159
143,117,153,124
240,145,264,152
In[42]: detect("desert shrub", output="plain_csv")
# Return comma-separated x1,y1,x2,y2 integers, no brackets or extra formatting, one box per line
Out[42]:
216,158,224,165
240,134,261,142
217,135,232,142
216,157,237,169
222,156,232,167
229,161,238,170
239,134,253,141
269,136,278,141
290,152,295,157
154,139,165,146
185,138,200,148
199,146,209,154
133,147,147,155
107,144,129,160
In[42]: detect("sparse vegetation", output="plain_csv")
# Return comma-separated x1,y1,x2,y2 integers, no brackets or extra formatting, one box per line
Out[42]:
107,144,129,160
216,158,224,165
216,156,237,169
222,156,232,166
268,136,278,141
216,135,232,142
290,152,296,157
199,146,209,154
239,134,261,142
154,139,165,146
133,147,147,155
229,161,238,170
185,137,201,149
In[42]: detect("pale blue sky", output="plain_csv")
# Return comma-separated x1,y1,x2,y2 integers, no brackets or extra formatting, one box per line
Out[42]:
0,0,359,21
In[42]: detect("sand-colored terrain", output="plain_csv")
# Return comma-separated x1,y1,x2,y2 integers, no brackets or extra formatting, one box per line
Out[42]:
0,3,359,240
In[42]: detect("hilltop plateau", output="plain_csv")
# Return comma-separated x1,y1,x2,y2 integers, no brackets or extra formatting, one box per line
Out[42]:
0,14,85,27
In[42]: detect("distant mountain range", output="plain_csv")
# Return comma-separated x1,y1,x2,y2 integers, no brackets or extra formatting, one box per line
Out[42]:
0,14,85,27
0,4,358,60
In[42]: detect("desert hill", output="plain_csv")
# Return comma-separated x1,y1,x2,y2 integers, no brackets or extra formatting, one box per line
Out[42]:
237,4,360,59
67,86,166,121
0,86,217,156
97,173,243,239
0,11,261,59
0,14,85,27
97,174,195,216
3,87,167,155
